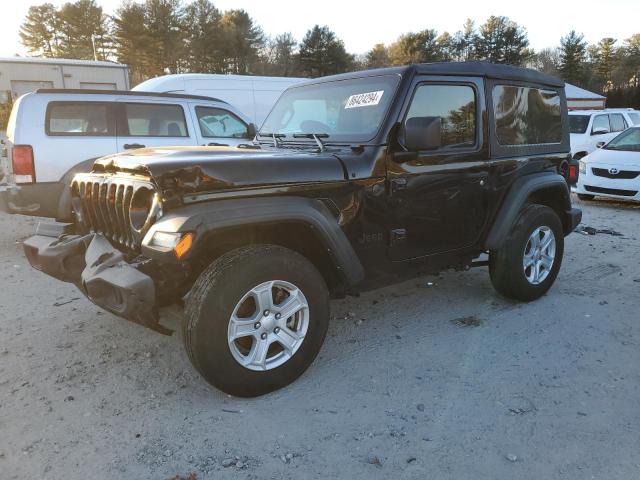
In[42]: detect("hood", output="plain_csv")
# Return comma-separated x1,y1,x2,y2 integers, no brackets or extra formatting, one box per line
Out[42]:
584,148,640,168
93,145,348,194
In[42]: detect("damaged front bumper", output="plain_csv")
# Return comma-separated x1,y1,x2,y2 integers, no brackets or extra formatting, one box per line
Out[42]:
23,224,172,334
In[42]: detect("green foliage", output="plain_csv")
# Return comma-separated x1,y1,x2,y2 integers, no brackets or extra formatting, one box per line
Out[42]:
298,25,353,77
15,3,640,107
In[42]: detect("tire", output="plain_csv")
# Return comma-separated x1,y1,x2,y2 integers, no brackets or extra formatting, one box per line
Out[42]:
183,244,329,397
489,204,564,302
577,193,595,201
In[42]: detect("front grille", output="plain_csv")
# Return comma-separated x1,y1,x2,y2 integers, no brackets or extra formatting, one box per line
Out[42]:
584,185,638,197
592,167,640,179
71,173,160,250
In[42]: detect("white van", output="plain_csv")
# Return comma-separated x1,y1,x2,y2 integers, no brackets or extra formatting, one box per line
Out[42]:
133,74,305,126
0,89,254,220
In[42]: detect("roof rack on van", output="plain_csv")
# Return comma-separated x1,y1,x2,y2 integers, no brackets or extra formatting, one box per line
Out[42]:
34,89,228,104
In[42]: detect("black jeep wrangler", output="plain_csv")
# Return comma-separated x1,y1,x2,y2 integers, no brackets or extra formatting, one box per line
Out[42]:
24,62,581,397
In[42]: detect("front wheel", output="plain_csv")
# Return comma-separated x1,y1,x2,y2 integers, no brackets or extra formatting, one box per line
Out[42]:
183,244,329,397
489,205,564,301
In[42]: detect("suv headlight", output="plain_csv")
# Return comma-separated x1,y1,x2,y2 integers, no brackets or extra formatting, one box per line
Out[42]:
579,160,586,174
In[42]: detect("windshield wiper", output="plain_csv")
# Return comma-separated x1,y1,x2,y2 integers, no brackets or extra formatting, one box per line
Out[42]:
257,132,286,147
293,133,329,152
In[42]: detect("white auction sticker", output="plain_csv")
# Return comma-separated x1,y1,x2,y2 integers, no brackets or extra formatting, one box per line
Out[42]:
344,90,384,109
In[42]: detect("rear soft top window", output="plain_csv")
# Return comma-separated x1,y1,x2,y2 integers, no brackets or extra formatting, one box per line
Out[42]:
493,85,562,146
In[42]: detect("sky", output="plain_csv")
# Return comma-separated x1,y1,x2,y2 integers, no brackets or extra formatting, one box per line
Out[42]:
1,0,638,57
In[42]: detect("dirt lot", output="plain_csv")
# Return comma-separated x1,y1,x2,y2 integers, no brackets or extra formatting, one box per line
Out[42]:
1,197,639,480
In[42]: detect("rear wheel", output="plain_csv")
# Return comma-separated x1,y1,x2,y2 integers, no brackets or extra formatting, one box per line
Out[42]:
183,244,329,397
577,193,595,201
489,205,564,301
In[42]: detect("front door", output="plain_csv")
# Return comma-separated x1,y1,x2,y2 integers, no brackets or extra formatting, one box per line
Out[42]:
387,77,490,261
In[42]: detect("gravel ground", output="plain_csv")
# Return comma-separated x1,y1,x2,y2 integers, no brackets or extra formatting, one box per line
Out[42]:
1,196,639,480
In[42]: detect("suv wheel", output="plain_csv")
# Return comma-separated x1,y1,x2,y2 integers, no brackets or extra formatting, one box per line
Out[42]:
489,205,564,301
577,193,595,201
183,244,329,397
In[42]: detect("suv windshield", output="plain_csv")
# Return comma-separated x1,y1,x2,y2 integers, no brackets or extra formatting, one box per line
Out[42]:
604,127,640,151
569,115,590,134
260,75,400,143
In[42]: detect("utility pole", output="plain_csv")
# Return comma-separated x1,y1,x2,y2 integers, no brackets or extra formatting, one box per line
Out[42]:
91,34,98,61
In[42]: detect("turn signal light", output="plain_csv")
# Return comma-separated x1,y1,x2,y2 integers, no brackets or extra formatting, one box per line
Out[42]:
12,145,35,184
568,164,578,184
174,233,193,259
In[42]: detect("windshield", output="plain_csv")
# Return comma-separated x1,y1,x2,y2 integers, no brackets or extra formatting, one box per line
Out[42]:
604,127,640,152
260,75,400,143
569,115,590,134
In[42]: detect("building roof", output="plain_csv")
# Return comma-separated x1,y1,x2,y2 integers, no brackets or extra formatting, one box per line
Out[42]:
564,83,605,100
0,56,127,69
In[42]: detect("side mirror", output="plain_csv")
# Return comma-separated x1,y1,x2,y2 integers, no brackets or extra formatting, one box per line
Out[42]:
591,127,609,136
401,116,441,152
596,141,606,148
246,123,257,139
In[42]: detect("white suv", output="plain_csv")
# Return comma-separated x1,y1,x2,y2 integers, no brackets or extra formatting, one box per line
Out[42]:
569,109,640,160
0,89,254,220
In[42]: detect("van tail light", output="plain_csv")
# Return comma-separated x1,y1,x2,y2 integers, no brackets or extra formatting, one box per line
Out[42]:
12,145,36,184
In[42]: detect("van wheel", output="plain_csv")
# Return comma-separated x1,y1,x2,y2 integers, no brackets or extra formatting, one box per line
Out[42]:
577,194,595,201
489,205,564,301
183,244,329,397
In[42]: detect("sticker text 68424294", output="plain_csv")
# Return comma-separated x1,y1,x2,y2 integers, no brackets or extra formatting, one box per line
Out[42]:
344,90,384,109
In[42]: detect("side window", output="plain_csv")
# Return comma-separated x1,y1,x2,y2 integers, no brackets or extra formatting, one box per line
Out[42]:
629,112,640,125
591,115,610,134
492,85,562,145
122,103,188,137
195,106,248,138
609,113,627,132
406,84,476,149
46,102,114,136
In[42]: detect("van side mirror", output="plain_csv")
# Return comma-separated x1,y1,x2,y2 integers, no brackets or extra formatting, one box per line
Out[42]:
596,141,605,148
246,123,257,139
401,116,441,152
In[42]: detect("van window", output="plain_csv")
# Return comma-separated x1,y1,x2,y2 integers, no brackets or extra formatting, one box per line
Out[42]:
629,112,640,125
609,113,627,132
122,103,188,137
493,85,562,145
569,115,590,134
195,107,248,138
46,102,114,136
406,84,477,149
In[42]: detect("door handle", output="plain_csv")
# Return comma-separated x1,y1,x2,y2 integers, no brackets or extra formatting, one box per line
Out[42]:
124,143,145,150
206,142,229,147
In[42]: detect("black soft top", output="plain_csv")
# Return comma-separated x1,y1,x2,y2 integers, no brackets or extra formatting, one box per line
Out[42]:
298,61,564,88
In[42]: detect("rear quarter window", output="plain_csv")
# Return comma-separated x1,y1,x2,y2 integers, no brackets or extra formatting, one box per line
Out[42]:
492,85,562,146
46,102,115,136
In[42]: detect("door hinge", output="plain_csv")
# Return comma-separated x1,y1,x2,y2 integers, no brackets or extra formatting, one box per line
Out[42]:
390,228,407,246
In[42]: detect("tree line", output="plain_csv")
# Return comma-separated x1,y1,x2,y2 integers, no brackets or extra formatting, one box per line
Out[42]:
15,0,640,107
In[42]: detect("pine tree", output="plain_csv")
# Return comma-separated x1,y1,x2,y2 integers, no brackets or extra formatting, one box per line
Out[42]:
365,43,390,68
56,0,110,60
475,16,529,65
19,3,60,57
183,0,223,73
219,9,264,74
558,31,588,86
298,25,353,77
